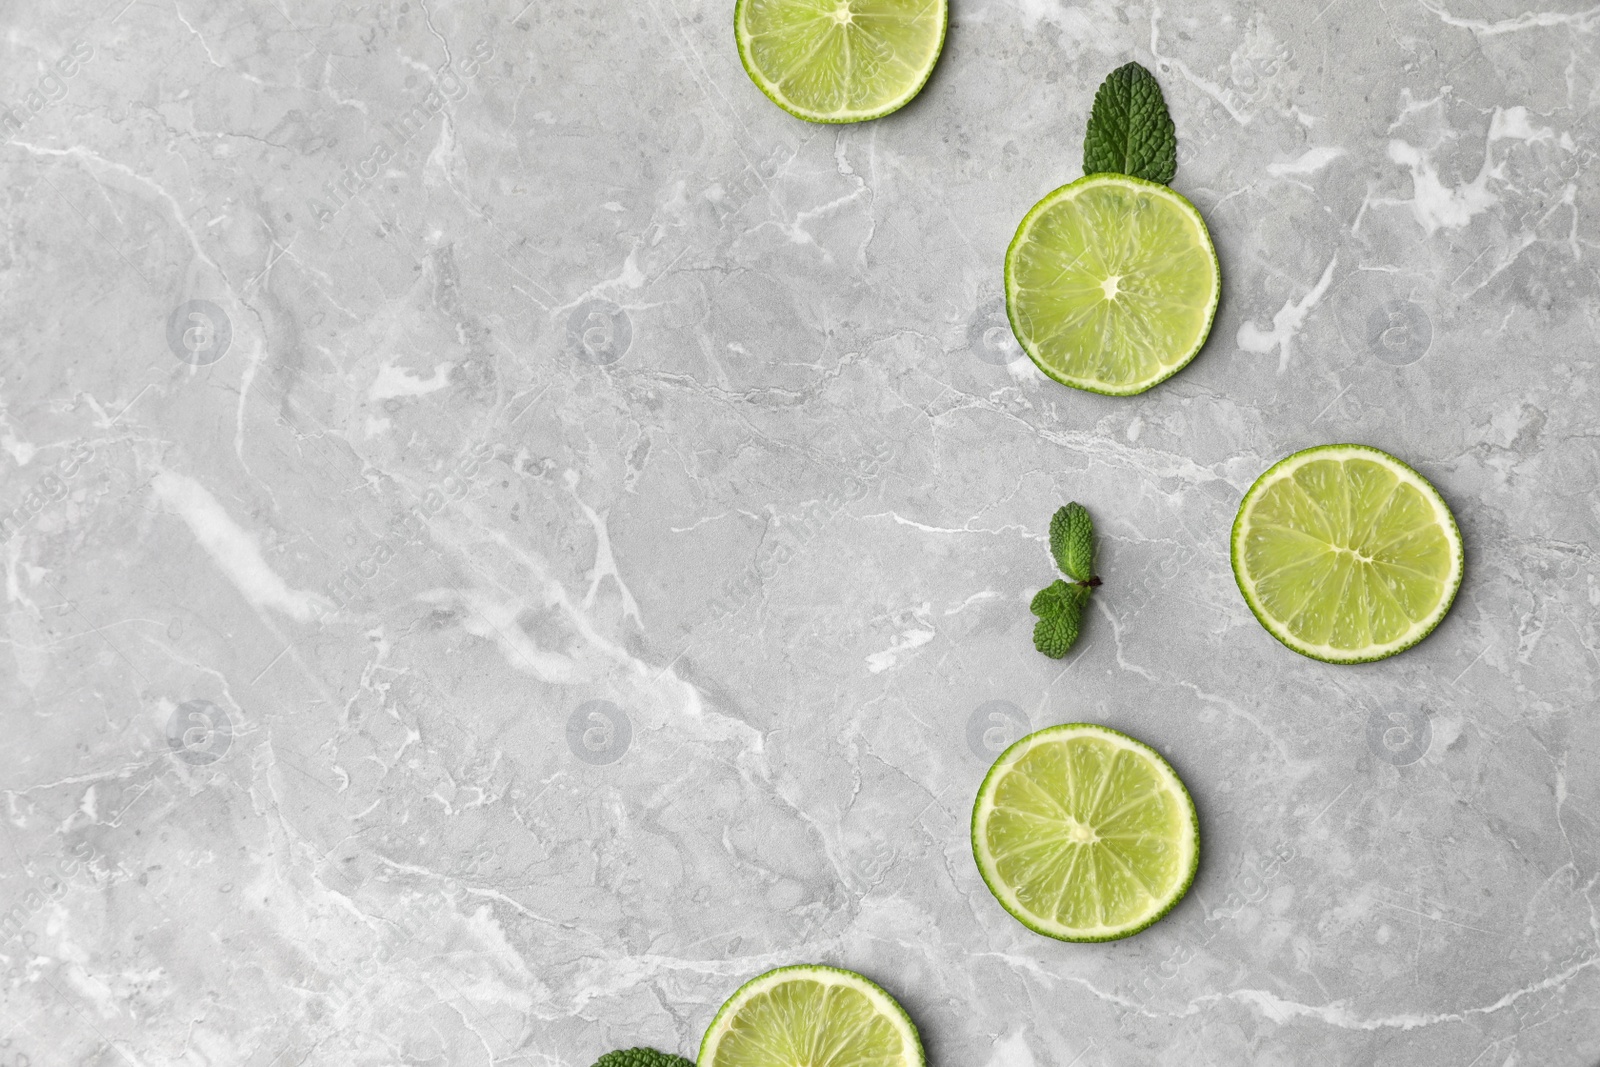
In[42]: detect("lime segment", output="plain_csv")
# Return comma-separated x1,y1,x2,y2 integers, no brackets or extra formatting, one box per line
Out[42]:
735,0,947,123
971,724,1199,942
699,965,923,1067
1005,173,1220,395
1231,443,1464,663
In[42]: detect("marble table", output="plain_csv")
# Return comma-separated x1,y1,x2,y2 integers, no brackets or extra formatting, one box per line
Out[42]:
2,0,1597,1064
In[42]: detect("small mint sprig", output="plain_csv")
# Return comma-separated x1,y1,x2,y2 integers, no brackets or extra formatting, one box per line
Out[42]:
1082,62,1177,185
1032,503,1100,659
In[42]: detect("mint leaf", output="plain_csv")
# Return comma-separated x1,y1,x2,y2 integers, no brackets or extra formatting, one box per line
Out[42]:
1033,610,1080,659
1034,501,1101,659
1031,580,1088,659
1049,503,1096,583
591,1050,695,1067
1082,62,1177,185
1030,579,1081,617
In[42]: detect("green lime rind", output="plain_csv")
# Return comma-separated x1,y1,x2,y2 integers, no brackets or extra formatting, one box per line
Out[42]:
971,723,1200,943
1230,443,1465,665
1004,173,1220,397
734,0,948,124
698,964,924,1067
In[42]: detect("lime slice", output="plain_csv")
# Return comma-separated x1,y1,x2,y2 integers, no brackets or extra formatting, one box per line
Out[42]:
971,724,1199,942
1004,173,1220,396
699,965,923,1067
734,0,947,124
1231,444,1464,664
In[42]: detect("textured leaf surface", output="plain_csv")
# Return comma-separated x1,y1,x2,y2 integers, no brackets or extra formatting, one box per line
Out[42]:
1032,611,1081,659
1082,62,1177,184
1030,580,1087,658
1049,503,1096,582
593,1049,694,1067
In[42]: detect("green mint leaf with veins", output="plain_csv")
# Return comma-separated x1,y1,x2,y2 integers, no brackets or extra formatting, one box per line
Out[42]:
591,1050,695,1067
1034,503,1099,659
1049,502,1096,583
1082,62,1177,185
1031,579,1088,658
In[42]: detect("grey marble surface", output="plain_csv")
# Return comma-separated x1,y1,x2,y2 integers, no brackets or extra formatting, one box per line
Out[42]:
1,0,1597,1064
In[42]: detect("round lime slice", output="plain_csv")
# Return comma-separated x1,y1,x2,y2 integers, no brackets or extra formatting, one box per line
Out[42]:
971,724,1200,942
699,965,923,1067
1004,173,1221,396
734,0,947,124
1231,443,1464,664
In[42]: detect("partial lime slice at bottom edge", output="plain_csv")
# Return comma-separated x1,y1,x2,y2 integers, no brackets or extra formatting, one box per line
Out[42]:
1231,443,1465,664
698,965,924,1067
1005,173,1221,395
972,723,1200,942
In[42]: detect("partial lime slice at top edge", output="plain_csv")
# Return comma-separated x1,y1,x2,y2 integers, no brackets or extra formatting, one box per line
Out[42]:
735,0,948,124
972,723,1200,943
1231,443,1464,664
1005,173,1221,396
698,965,924,1067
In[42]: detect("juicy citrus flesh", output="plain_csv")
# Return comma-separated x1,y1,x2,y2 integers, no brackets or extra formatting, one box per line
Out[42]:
1005,174,1220,396
699,966,923,1067
735,0,947,123
1232,444,1463,663
972,725,1199,942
